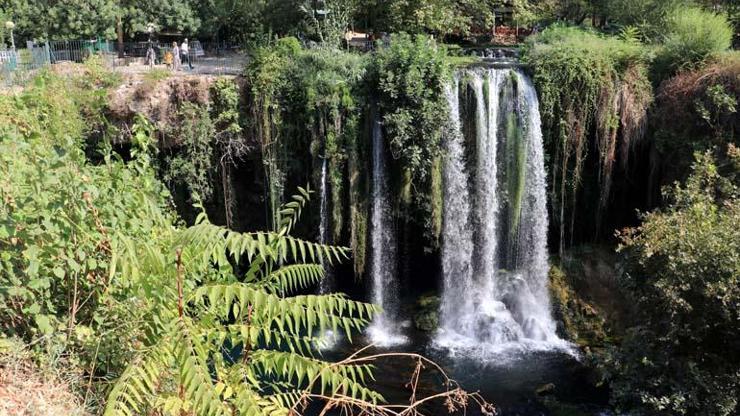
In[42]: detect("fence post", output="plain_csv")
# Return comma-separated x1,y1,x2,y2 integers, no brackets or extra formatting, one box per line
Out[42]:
44,41,51,66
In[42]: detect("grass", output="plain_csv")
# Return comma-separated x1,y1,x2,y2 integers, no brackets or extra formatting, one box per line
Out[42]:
143,67,172,82
0,339,88,416
445,55,481,67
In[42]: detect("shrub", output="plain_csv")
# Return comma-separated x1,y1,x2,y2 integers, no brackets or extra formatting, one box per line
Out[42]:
605,0,689,42
0,73,177,405
652,54,739,184
369,33,451,245
370,33,450,185
607,148,740,415
655,7,733,75
163,103,217,201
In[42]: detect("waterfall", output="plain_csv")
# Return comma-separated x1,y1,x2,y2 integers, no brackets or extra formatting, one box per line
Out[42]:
436,68,565,357
474,70,502,301
318,156,332,294
368,116,406,346
439,78,475,331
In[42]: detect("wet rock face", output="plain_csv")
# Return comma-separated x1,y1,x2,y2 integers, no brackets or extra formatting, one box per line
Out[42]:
536,382,556,396
548,246,632,348
413,294,440,332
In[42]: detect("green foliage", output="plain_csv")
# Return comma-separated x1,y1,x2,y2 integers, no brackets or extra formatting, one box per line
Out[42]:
0,0,199,41
523,25,652,251
606,148,740,415
0,72,177,405
164,103,218,202
120,0,201,36
605,0,689,41
0,0,117,40
695,84,737,130
211,79,242,136
413,293,440,331
654,7,734,76
143,68,172,83
370,33,450,243
381,0,497,36
652,54,739,183
104,190,382,416
299,0,359,47
245,37,302,229
0,9,7,45
245,41,368,266
371,33,449,184
294,48,366,241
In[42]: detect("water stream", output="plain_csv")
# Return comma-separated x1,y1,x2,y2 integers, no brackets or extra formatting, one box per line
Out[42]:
368,116,406,346
436,68,568,358
318,155,332,294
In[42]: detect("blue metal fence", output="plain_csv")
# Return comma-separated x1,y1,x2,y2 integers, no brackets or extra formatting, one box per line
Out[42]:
1,39,243,86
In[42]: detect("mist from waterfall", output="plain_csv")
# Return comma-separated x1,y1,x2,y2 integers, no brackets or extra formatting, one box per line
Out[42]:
368,116,406,346
436,68,567,357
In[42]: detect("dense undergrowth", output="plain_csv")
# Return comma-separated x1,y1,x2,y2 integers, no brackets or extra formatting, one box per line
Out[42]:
0,69,179,409
0,66,494,416
606,147,740,415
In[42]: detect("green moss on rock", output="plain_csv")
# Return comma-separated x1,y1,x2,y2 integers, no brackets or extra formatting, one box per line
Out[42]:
413,293,441,332
548,246,630,349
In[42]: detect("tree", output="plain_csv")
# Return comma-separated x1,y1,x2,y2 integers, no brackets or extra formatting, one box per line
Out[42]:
0,0,199,42
119,0,200,39
196,0,268,43
606,147,740,415
50,0,118,39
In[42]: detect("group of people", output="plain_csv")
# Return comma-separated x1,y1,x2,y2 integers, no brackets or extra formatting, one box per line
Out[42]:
145,38,194,71
170,39,193,71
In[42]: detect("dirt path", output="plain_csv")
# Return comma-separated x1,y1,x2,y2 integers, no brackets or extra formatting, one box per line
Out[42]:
113,53,247,76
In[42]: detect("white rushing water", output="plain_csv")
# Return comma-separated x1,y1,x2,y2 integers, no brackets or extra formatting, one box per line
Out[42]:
318,155,332,294
316,154,339,350
436,68,569,358
439,78,475,330
368,116,406,346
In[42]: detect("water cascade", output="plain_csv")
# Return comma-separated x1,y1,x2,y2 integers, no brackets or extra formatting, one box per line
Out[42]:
436,68,565,356
439,78,475,327
367,116,406,346
317,155,332,294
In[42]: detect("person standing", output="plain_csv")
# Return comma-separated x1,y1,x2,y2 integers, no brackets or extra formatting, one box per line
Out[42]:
145,39,155,69
172,41,181,71
181,38,193,70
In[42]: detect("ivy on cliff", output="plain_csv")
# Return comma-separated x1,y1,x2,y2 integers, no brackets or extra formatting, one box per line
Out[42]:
370,33,451,246
523,26,653,253
245,40,371,274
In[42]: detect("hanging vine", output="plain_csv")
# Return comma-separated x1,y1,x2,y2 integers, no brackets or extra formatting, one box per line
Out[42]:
244,37,300,230
523,26,652,254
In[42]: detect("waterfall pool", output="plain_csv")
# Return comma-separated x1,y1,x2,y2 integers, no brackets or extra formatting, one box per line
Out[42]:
321,330,612,416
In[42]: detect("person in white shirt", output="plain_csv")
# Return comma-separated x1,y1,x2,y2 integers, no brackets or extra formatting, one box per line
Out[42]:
181,38,193,70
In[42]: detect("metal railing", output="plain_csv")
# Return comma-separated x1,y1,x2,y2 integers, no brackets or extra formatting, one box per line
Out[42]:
49,39,113,63
1,39,245,86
